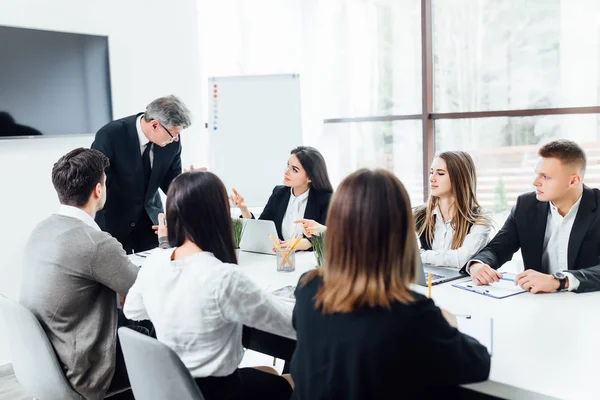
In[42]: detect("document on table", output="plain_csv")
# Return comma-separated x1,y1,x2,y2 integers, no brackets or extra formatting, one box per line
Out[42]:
457,316,494,356
452,274,526,299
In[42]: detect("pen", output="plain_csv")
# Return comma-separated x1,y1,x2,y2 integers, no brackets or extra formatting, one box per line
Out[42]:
427,273,432,299
466,284,490,295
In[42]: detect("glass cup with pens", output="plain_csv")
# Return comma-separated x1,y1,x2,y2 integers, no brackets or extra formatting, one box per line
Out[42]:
270,233,302,272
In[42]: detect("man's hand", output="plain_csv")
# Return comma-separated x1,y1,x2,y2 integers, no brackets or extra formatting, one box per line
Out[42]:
470,262,502,285
515,270,561,294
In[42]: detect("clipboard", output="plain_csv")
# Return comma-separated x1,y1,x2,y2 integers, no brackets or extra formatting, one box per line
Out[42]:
452,277,526,299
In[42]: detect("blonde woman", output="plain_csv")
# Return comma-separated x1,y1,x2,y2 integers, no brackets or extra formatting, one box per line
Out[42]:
414,151,492,270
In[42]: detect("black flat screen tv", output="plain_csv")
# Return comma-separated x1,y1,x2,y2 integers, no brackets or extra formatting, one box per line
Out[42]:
0,25,112,138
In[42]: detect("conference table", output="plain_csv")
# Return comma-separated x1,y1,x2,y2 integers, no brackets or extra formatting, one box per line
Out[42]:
131,250,600,400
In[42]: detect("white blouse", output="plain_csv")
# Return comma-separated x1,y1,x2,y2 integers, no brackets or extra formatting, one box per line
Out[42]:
420,207,492,269
123,249,295,378
281,188,310,240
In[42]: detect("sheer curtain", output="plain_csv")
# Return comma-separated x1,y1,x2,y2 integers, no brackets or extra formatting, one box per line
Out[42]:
196,0,387,186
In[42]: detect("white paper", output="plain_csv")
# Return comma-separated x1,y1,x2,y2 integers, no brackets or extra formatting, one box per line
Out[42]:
457,316,494,355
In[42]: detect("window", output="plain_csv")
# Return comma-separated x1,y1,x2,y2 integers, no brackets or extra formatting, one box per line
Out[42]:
436,113,600,224
433,0,600,112
320,120,423,206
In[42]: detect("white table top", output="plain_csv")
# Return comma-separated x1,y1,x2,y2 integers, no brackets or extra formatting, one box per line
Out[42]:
132,250,600,400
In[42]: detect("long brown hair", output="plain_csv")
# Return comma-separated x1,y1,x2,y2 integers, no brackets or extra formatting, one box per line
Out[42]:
414,151,490,249
290,146,334,192
302,169,419,313
166,171,237,264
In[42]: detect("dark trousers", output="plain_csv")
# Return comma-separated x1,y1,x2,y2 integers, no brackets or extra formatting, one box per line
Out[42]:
120,212,157,255
194,368,292,400
106,311,155,399
242,326,296,373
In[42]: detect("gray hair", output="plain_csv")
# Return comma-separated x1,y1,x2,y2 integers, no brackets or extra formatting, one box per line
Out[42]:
145,95,192,129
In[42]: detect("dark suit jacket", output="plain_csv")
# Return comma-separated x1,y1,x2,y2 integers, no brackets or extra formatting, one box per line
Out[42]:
258,185,332,241
471,186,600,293
91,113,182,243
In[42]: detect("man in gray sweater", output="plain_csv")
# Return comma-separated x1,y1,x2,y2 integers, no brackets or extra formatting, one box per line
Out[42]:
20,148,141,400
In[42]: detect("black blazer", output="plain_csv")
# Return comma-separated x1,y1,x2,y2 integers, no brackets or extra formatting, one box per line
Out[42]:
257,185,332,241
471,186,600,293
91,113,182,242
290,275,490,400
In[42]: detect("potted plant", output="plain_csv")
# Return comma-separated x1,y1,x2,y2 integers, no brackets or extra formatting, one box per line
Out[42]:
232,218,246,257
311,233,325,267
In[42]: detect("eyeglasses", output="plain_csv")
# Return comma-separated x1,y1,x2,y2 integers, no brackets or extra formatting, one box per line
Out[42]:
157,121,178,144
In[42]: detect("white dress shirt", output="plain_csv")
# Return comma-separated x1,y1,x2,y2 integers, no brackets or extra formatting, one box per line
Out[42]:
541,198,582,290
420,207,492,269
123,249,295,378
56,205,100,231
136,115,154,167
281,188,310,240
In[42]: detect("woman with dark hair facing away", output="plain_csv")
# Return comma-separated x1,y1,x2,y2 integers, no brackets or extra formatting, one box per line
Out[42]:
290,169,491,399
414,151,492,269
230,146,333,251
124,171,294,400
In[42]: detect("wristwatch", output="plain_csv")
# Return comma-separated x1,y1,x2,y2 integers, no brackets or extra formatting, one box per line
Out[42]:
553,272,567,291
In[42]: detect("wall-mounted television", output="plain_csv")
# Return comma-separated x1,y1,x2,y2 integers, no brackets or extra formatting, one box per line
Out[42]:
0,25,112,138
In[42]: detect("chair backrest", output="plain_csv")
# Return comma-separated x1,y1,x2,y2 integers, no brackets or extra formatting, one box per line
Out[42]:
0,294,82,400
117,327,205,400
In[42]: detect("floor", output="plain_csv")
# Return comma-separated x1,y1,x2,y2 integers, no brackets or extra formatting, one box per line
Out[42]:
0,351,281,400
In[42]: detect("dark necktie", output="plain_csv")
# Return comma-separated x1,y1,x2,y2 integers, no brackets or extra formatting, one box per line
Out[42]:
142,143,152,192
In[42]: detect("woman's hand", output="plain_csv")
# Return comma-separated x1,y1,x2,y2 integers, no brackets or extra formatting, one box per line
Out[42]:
294,219,327,237
229,188,251,218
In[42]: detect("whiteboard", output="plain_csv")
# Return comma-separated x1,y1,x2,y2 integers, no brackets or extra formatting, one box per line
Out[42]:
208,74,303,207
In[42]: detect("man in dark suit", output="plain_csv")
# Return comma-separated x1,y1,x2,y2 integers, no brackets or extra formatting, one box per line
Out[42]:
91,95,191,254
467,139,600,293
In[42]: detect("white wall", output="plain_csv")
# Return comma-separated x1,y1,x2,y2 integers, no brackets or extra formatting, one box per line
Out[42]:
0,0,206,366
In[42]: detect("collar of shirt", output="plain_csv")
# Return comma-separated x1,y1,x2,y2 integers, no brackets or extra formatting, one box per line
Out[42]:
56,205,101,231
549,195,582,221
136,114,150,153
290,187,310,203
433,206,451,225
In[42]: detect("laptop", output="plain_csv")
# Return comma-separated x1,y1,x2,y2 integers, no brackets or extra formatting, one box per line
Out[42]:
416,261,465,286
239,219,279,255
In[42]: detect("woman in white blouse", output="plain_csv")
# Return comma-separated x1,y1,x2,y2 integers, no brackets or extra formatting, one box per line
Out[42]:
124,171,295,400
414,151,493,269
230,146,333,251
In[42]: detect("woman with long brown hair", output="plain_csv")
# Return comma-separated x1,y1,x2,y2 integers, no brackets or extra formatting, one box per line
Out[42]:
414,151,492,269
124,171,294,400
290,169,490,399
230,146,333,251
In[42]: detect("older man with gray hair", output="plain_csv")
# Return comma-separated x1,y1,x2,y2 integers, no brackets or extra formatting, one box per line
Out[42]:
92,95,192,254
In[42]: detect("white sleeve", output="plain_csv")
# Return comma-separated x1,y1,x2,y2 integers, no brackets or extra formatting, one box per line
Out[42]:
123,269,150,321
563,271,581,292
216,269,296,339
420,223,492,269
